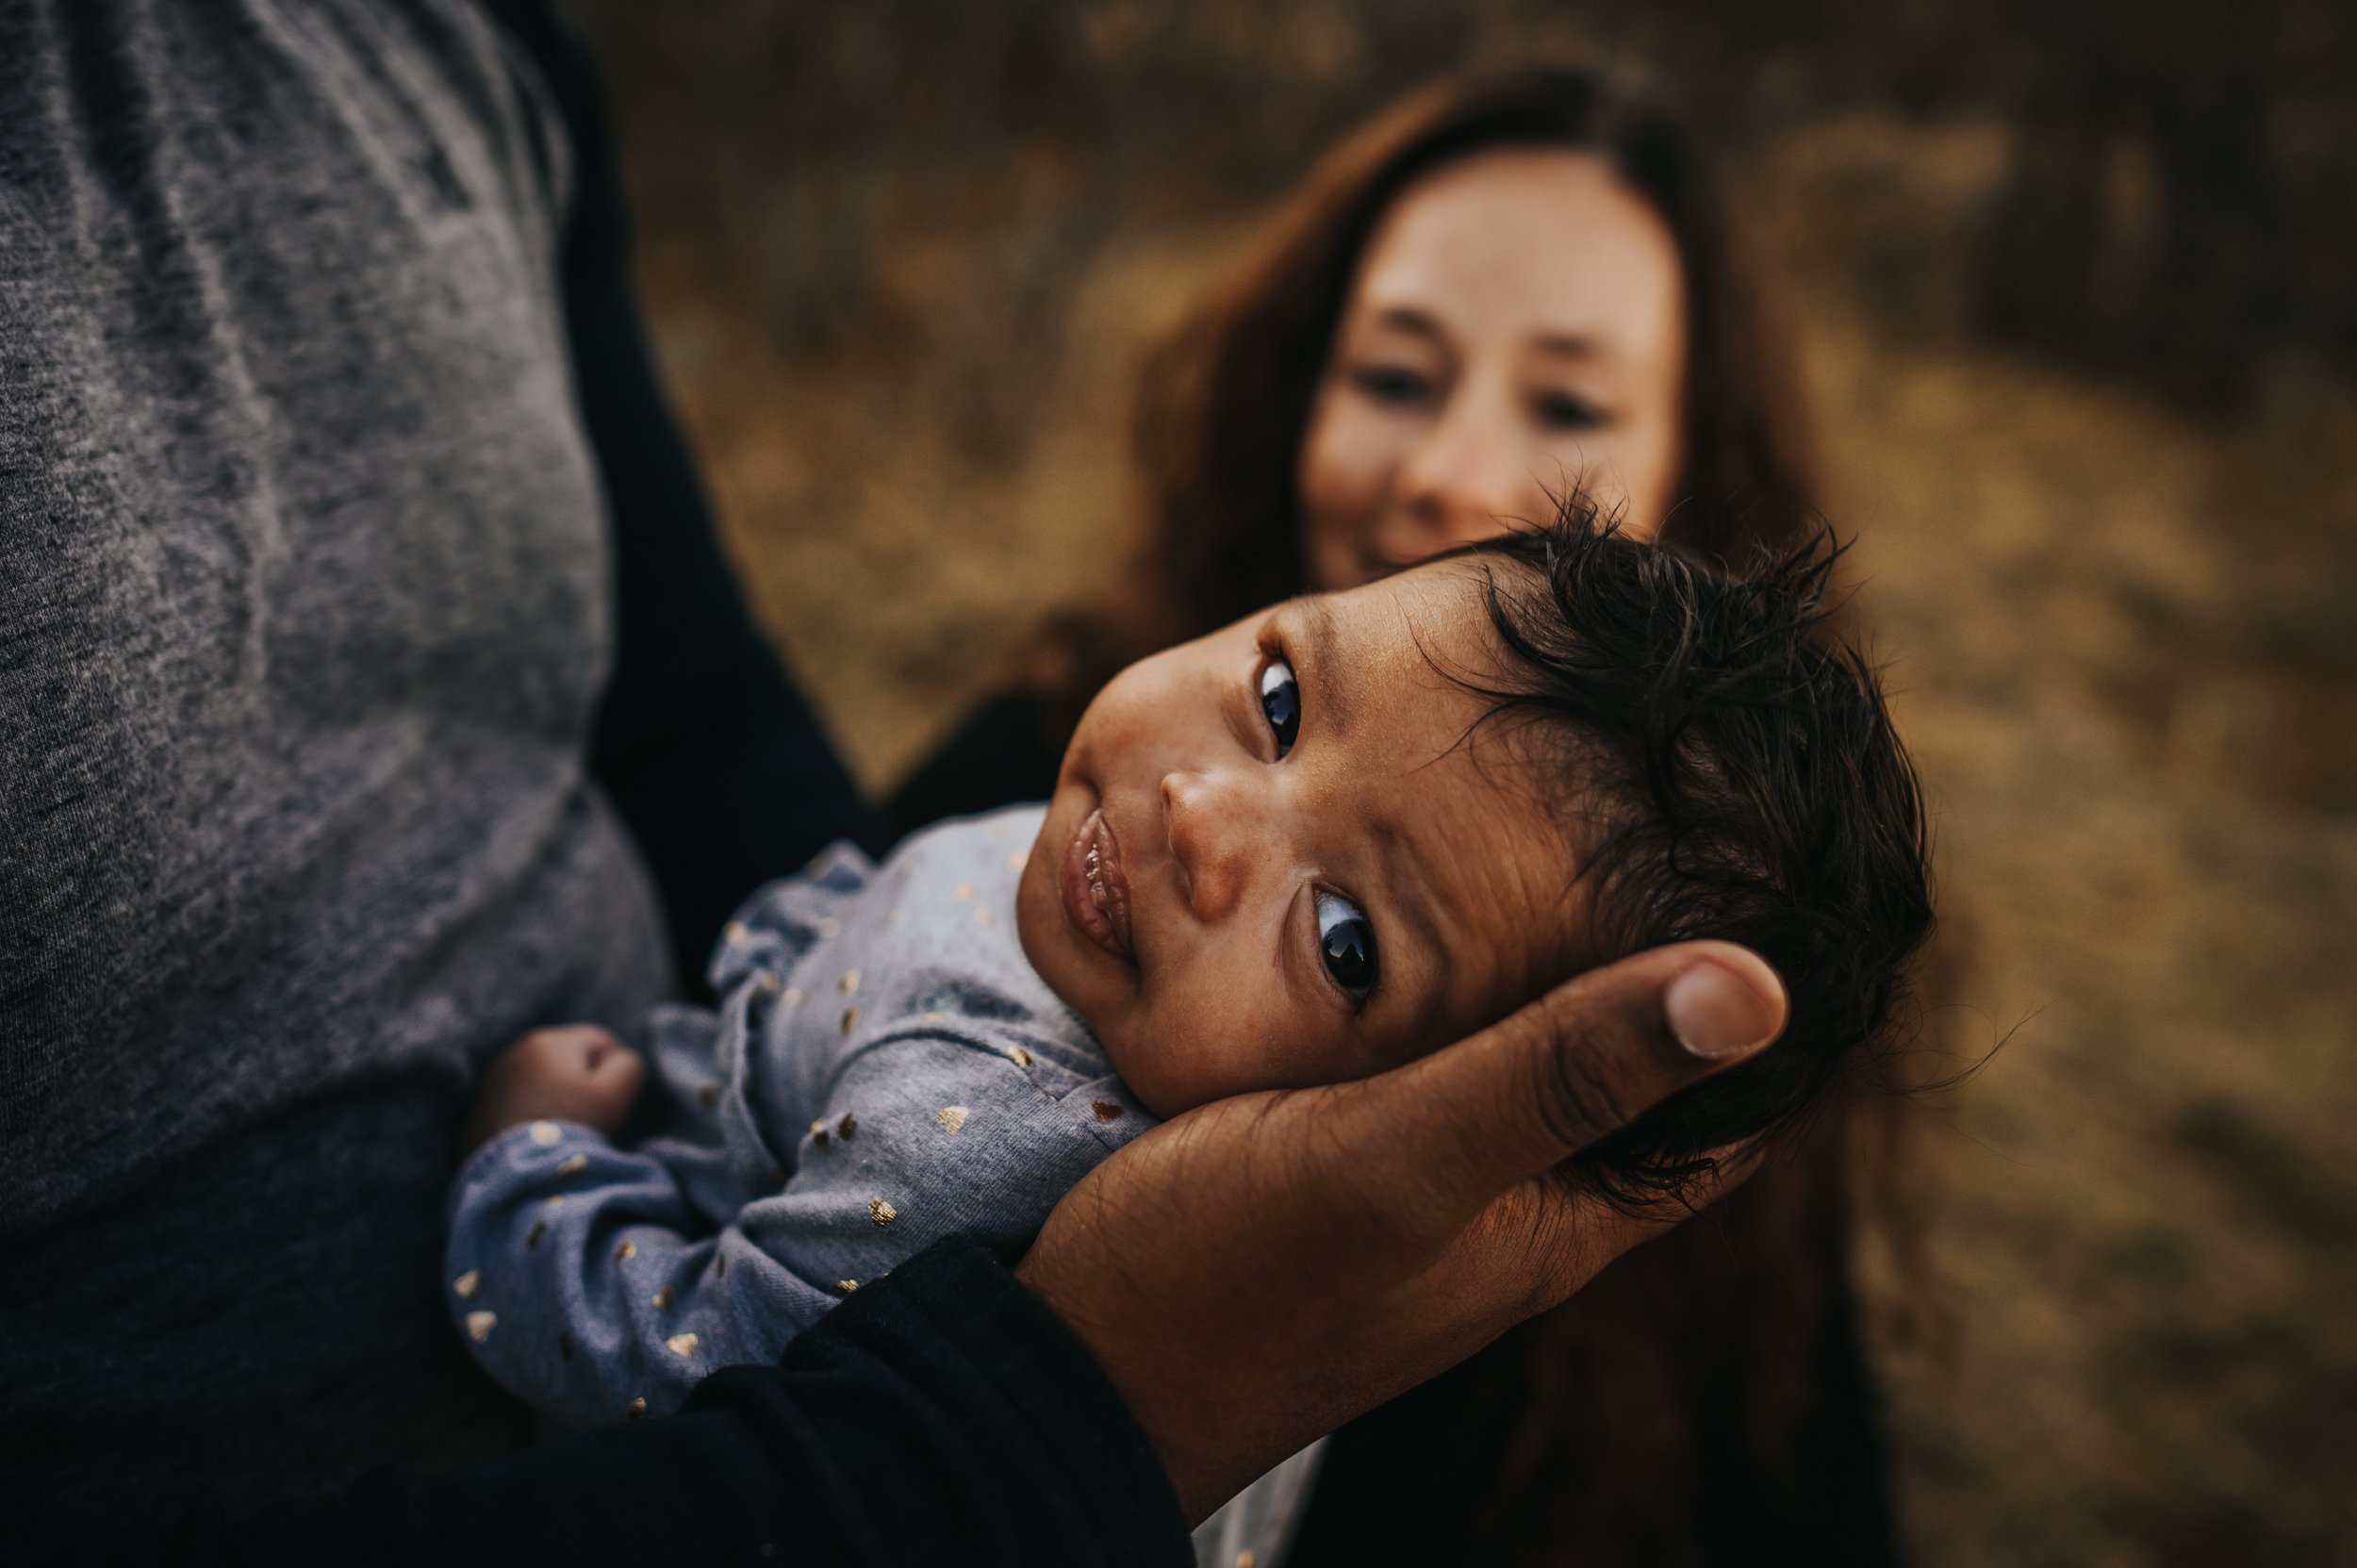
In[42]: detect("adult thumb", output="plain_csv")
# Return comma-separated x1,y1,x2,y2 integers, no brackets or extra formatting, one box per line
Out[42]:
1351,941,1788,1230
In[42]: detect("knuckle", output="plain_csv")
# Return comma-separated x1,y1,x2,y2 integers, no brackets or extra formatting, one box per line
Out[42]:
1524,1028,1634,1153
1483,1186,1591,1320
1525,1200,1607,1311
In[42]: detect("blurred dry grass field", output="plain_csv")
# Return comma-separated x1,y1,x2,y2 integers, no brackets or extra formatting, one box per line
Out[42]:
570,5,2356,1561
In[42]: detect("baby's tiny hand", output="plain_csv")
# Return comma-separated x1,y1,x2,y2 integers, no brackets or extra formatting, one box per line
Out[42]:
459,1025,646,1160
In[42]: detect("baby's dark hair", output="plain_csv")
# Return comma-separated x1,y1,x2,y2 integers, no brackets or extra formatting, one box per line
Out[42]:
1459,499,1935,1205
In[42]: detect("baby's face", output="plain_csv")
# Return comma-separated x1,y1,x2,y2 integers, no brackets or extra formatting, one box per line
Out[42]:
1015,559,1588,1116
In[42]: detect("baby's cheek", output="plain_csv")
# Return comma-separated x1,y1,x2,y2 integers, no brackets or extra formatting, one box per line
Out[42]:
1128,982,1357,1115
1093,988,1233,1118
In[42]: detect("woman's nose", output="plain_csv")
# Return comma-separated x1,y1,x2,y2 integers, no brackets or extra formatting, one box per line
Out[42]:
1161,767,1268,921
1393,401,1541,551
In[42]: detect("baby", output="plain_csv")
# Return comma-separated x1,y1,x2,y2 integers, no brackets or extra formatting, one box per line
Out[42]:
446,508,1933,1471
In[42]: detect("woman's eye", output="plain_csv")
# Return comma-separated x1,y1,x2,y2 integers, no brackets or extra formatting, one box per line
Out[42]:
1260,658,1301,758
1350,364,1433,407
1315,889,1378,999
1533,389,1607,433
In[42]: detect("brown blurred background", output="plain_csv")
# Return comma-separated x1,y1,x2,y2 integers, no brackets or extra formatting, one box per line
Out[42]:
558,3,2357,1562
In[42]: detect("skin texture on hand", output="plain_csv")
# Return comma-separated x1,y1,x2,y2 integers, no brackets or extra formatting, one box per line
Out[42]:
1014,940,1787,1525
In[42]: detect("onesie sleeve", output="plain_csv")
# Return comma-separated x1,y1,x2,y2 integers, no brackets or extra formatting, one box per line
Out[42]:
445,1022,1145,1428
445,1112,781,1428
731,1021,1146,1295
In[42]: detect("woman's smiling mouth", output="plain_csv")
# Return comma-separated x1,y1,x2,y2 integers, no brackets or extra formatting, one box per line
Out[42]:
1061,805,1136,964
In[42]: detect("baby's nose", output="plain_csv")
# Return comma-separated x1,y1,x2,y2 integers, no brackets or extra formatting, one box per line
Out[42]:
1161,768,1266,921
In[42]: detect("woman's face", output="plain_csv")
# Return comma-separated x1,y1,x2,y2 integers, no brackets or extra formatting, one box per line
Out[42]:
1297,148,1688,590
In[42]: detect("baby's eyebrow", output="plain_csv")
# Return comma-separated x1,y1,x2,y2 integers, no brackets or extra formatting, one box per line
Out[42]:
1295,594,1357,734
1372,816,1450,1042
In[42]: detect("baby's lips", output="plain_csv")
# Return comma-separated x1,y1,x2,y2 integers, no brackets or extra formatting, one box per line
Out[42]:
1062,804,1137,965
1093,807,1137,958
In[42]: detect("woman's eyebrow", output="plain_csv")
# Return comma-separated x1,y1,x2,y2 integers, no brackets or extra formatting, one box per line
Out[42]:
1529,330,1606,361
1366,305,1447,342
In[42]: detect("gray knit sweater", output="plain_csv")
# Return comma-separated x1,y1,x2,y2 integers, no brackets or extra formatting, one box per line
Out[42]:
0,0,669,1508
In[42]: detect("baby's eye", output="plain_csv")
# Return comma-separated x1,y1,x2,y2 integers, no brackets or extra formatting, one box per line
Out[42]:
1260,658,1301,759
1314,889,1377,999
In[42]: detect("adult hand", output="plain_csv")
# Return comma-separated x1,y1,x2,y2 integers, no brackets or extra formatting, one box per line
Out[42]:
1016,939,1787,1525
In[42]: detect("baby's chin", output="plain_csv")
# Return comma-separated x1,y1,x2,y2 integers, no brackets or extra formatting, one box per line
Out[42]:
1088,1022,1203,1121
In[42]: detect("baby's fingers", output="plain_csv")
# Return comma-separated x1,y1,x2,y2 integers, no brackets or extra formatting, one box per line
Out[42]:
463,1025,641,1156
511,1023,625,1071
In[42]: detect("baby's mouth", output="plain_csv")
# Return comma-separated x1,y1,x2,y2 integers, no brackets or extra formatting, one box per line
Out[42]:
1061,805,1135,965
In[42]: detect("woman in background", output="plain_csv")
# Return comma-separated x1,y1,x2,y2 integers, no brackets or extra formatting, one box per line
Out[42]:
892,67,1903,1566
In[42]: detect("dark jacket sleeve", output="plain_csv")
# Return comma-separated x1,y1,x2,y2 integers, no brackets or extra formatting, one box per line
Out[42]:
490,0,879,992
144,1238,1191,1566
